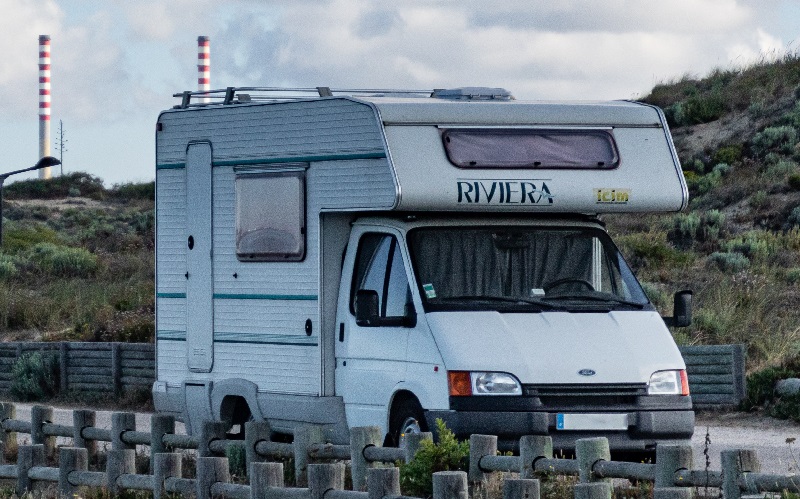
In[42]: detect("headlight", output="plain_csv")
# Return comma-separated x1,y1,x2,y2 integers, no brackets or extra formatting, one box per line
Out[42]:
448,371,522,396
648,370,690,395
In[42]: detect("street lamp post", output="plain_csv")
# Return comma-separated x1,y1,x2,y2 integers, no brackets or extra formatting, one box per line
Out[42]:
0,156,61,247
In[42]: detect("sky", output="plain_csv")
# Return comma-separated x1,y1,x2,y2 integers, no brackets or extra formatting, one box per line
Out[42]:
0,0,799,185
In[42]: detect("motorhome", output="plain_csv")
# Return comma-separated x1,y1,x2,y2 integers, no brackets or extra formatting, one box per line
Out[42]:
153,86,694,453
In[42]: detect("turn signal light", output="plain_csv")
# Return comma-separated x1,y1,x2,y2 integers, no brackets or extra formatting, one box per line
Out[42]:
680,370,690,396
448,371,472,396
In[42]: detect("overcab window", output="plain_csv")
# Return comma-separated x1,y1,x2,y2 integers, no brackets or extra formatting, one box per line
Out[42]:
235,170,305,261
441,128,619,169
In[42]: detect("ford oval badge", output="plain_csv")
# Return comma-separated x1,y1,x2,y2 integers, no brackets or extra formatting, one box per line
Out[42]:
578,369,596,376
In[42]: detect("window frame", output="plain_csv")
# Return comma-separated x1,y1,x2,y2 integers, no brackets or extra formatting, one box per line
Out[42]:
440,128,620,170
234,167,307,262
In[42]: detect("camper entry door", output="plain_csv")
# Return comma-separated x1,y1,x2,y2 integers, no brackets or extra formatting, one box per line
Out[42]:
186,142,214,372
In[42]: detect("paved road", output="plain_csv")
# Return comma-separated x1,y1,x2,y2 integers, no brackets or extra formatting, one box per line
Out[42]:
9,404,800,474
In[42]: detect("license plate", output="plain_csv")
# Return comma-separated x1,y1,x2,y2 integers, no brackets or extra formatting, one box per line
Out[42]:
556,413,628,430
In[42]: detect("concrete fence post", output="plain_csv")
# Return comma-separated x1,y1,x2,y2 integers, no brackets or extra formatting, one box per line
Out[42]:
198,421,227,458
350,426,382,491
111,342,122,396
30,405,55,460
576,437,611,483
433,471,468,499
106,448,135,496
17,444,44,496
294,425,325,487
153,453,182,499
404,432,433,463
250,462,284,499
721,449,760,499
655,444,693,488
367,467,400,499
504,478,540,499
308,463,345,499
469,434,498,484
111,412,137,451
196,456,230,499
59,342,68,393
0,403,17,463
519,436,553,479
73,409,97,460
150,414,175,473
59,446,88,498
574,482,613,499
245,421,272,473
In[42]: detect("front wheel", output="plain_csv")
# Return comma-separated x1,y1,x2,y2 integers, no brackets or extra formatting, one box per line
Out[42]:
388,399,427,448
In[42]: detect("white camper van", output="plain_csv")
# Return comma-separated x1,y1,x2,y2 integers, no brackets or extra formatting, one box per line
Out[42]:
153,87,694,453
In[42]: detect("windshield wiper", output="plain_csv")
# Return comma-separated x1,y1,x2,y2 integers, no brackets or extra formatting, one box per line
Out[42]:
542,293,646,309
438,295,567,310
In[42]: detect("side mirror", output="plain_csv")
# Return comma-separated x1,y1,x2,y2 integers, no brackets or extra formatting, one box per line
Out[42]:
668,290,693,328
355,289,380,326
403,302,417,328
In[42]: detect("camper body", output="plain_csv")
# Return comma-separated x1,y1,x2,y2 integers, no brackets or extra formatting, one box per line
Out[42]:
153,88,694,452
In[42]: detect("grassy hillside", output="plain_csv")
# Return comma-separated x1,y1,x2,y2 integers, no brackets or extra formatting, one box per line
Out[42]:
609,53,800,372
0,173,154,343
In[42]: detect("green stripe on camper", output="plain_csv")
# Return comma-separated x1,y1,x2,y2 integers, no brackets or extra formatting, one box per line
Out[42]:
213,332,318,346
156,293,316,300
156,151,386,170
213,293,318,301
157,330,187,341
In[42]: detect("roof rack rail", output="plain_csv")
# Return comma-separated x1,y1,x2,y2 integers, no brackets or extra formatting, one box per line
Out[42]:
171,86,438,109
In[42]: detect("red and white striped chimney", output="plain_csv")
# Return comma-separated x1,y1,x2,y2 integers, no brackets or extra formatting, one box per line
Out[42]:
197,36,210,103
39,35,52,179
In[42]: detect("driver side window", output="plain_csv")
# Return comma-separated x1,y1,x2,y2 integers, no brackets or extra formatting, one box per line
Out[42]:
351,233,412,318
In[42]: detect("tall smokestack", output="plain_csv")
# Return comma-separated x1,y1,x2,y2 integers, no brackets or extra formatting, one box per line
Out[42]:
38,35,52,179
198,36,210,103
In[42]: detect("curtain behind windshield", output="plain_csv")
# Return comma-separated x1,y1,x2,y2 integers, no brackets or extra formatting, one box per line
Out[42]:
409,228,593,299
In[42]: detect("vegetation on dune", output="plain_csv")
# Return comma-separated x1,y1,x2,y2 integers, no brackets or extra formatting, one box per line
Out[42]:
609,51,800,414
0,173,154,343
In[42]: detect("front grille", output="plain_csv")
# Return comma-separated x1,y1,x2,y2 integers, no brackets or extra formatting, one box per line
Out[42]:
524,384,646,410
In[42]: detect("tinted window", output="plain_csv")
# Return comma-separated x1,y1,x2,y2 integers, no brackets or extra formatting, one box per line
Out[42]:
351,233,412,318
442,129,619,169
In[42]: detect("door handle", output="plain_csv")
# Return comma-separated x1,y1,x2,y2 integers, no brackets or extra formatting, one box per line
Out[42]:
338,323,345,342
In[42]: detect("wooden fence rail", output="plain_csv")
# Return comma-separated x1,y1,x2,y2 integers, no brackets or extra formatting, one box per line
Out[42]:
0,402,791,498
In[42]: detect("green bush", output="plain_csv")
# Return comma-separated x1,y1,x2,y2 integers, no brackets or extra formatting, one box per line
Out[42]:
0,255,17,280
789,207,800,227
27,242,97,277
1,224,61,253
787,268,800,284
226,443,247,477
399,419,469,497
111,181,155,200
708,252,750,272
765,159,798,180
713,145,743,165
742,366,790,410
10,352,59,402
752,126,799,158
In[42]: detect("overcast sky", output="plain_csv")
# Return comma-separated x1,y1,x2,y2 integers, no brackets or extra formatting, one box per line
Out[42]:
0,0,798,184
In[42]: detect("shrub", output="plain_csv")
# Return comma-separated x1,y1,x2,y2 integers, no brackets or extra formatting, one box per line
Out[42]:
713,145,743,165
752,126,799,158
742,366,791,410
27,242,97,277
1,224,61,253
10,352,59,402
399,419,469,497
0,255,17,280
789,207,800,227
749,190,768,209
787,268,800,284
111,181,155,200
226,443,247,477
708,252,750,272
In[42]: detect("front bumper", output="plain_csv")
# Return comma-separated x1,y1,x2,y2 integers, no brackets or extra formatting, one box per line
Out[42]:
425,409,695,452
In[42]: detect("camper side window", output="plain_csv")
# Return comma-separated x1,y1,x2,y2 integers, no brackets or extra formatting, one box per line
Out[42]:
351,233,412,320
235,171,305,261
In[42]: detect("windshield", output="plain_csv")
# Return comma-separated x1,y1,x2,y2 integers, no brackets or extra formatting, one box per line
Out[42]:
407,226,650,312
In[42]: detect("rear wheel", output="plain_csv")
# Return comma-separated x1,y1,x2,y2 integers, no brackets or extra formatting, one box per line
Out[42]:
389,399,427,447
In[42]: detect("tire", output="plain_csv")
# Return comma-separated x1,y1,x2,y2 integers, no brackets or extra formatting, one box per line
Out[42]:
388,399,427,448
